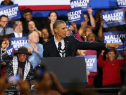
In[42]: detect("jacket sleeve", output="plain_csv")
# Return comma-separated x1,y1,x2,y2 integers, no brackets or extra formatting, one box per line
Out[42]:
97,54,106,68
72,36,107,50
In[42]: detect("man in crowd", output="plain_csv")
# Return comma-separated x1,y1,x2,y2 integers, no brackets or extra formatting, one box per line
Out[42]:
23,8,41,34
39,27,50,44
8,20,27,38
1,41,34,95
24,31,43,69
43,20,121,57
0,15,13,36
1,0,14,5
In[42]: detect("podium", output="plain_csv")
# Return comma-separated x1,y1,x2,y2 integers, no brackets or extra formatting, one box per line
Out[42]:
41,57,88,88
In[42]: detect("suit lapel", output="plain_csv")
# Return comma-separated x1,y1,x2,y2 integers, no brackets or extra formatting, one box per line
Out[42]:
51,38,60,57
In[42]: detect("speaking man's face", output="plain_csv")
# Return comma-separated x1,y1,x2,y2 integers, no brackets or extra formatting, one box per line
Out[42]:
55,23,67,38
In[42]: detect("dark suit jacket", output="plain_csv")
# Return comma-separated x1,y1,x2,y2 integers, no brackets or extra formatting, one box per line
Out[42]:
8,32,28,38
43,36,106,57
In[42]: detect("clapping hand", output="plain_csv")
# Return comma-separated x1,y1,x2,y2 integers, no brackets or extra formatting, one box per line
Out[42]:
87,7,93,15
33,45,39,53
27,47,33,53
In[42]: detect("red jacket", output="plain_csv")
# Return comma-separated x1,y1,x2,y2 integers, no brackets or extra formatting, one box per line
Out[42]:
97,54,124,86
87,72,98,85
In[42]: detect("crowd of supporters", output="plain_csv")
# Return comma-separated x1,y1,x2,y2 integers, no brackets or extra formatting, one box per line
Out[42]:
0,0,126,95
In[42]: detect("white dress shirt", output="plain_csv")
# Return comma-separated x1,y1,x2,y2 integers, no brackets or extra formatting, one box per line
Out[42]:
54,36,66,57
14,32,23,38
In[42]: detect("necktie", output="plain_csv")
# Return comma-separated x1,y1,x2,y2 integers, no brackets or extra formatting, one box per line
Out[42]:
58,42,61,51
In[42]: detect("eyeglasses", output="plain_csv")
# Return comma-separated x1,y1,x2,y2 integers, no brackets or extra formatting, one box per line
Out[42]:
0,21,9,23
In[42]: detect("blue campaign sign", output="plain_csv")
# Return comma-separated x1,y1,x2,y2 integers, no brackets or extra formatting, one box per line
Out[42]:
117,0,126,8
104,31,126,53
10,37,28,50
101,9,125,28
85,55,97,72
0,4,21,20
68,7,85,24
91,0,117,9
76,55,97,72
70,0,90,11
7,45,14,55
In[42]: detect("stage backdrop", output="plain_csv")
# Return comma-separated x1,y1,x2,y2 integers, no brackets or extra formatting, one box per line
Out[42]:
0,0,70,11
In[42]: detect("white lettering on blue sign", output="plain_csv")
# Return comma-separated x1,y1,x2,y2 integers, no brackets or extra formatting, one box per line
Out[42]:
71,0,90,8
105,34,126,43
7,48,13,55
0,7,18,17
117,0,126,6
68,10,82,21
85,58,95,67
102,12,123,22
11,40,28,50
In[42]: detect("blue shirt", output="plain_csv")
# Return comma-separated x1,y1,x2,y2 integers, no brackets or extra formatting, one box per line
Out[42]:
24,42,43,69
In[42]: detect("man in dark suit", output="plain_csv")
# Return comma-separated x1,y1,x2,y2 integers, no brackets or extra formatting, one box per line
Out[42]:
43,20,121,57
8,20,27,38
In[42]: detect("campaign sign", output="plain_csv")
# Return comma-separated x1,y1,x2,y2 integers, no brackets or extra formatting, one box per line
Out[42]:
0,4,21,20
10,37,28,50
70,0,90,11
117,0,126,8
104,31,126,53
68,7,85,24
77,55,97,72
101,9,125,28
7,45,14,55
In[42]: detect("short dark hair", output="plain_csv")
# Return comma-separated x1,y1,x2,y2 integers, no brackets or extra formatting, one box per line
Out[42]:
0,15,8,21
106,49,117,54
48,10,58,17
24,8,32,14
13,20,22,25
87,33,98,42
53,20,65,29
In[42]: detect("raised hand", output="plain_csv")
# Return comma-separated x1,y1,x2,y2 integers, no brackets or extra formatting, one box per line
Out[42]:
71,22,78,32
27,46,33,53
33,45,39,53
87,7,93,15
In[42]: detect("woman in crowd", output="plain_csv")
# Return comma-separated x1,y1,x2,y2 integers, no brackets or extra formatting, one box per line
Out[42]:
28,20,41,36
45,10,58,37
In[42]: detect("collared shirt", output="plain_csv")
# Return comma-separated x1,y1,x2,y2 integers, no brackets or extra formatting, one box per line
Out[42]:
14,32,23,38
54,36,65,57
24,42,43,69
0,27,13,36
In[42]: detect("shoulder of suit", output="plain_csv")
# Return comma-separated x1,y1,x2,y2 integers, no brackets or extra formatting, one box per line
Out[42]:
43,37,54,45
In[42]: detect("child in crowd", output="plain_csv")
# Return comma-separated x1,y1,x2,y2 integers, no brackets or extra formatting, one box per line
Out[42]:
98,49,126,88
